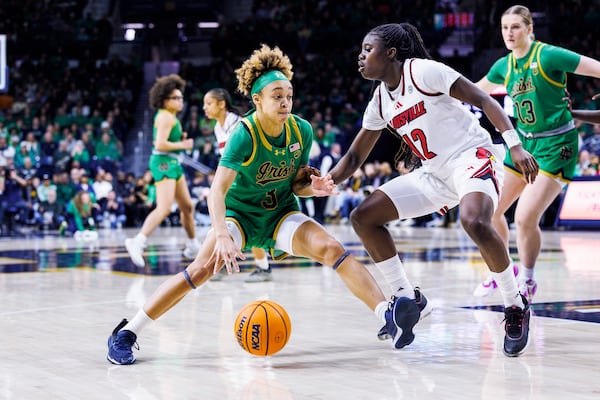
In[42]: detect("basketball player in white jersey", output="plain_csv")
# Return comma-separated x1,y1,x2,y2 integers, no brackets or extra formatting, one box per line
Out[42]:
329,23,539,357
202,88,272,282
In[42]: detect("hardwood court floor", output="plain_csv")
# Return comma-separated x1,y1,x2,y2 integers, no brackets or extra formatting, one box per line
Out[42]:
0,224,599,400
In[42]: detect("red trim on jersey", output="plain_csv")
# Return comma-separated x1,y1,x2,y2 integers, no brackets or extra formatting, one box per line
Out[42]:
409,59,443,97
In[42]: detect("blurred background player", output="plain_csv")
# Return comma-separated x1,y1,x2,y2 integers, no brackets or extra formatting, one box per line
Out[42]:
125,74,200,267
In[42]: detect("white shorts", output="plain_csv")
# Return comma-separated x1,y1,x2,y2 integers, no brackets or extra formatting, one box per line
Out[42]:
378,144,505,219
225,213,312,256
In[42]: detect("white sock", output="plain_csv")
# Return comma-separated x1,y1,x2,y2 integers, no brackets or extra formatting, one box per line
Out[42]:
122,309,153,335
255,255,269,270
134,233,147,245
521,265,534,280
492,264,525,308
375,301,388,323
186,237,198,247
375,255,414,299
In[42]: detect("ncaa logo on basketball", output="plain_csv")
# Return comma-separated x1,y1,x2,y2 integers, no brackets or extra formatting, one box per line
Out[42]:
251,324,261,350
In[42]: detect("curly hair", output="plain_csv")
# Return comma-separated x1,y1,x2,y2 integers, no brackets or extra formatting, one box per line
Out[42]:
235,44,293,97
148,74,186,109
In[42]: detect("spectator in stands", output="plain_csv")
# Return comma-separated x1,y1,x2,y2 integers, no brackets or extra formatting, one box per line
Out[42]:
339,168,366,224
92,169,113,202
53,140,72,173
315,141,343,223
53,170,75,210
98,190,127,229
63,190,99,240
71,139,91,173
0,136,15,167
75,172,96,199
38,187,65,230
114,171,137,227
132,175,154,226
95,131,121,174
40,130,58,159
16,155,37,180
22,132,40,158
37,174,57,203
378,161,399,185
0,166,30,234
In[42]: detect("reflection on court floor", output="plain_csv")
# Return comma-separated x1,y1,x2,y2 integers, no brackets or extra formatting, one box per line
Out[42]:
0,226,599,399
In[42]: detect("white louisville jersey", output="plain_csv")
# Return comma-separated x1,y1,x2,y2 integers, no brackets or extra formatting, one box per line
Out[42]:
215,111,242,155
362,58,493,173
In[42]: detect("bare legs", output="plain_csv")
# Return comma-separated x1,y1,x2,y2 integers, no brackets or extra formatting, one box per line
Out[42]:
140,177,196,240
291,220,385,310
143,231,217,319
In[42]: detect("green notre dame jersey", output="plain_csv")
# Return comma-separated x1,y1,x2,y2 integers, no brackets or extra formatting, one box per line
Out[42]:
148,109,185,181
486,41,581,181
219,112,312,252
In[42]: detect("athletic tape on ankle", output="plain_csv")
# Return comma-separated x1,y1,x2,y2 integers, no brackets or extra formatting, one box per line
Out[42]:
332,250,351,270
182,269,197,289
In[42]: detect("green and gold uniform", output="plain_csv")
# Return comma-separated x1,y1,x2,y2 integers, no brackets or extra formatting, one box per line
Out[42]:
148,109,185,182
487,41,581,183
219,112,312,253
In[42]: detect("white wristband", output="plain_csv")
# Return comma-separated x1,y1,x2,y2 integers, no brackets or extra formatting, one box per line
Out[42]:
501,129,521,148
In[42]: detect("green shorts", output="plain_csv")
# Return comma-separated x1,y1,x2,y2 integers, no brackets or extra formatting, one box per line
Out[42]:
225,205,301,256
505,128,578,183
148,154,184,182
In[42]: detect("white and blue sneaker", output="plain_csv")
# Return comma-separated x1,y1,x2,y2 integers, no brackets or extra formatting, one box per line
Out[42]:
384,295,421,349
378,288,432,341
107,319,138,365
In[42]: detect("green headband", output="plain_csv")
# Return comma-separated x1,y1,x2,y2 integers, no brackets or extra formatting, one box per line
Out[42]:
250,70,289,96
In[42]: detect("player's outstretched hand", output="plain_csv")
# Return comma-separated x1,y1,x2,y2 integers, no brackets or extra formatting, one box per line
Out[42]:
310,174,338,197
207,233,245,275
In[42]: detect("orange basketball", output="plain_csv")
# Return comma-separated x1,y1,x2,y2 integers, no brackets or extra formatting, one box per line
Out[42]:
234,300,291,356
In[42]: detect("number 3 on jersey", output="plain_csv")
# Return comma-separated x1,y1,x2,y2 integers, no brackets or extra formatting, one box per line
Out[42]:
261,189,278,210
401,128,437,161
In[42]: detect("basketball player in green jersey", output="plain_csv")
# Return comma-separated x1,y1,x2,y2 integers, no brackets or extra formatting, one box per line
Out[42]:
202,88,273,282
125,74,200,268
473,5,600,301
107,45,416,365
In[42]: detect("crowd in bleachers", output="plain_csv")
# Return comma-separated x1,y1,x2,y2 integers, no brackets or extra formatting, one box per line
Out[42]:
1,0,600,236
